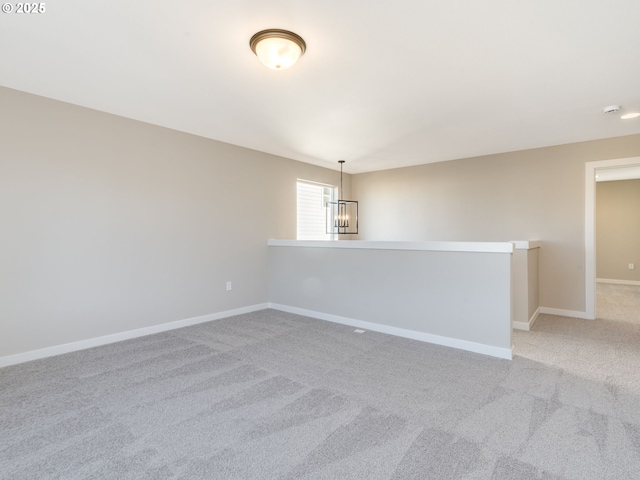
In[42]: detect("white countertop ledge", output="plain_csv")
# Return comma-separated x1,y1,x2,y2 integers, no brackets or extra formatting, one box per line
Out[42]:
268,240,514,253
512,240,541,250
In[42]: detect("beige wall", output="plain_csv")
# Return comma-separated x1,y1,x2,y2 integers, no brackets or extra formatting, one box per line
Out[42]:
596,179,640,282
4,84,640,358
512,247,539,328
528,248,540,319
352,135,640,313
0,87,350,358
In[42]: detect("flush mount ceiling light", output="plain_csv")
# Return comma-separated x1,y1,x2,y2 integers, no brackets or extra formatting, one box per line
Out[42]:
621,112,640,120
249,29,306,70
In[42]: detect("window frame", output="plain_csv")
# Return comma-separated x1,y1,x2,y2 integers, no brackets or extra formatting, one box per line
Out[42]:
296,179,338,241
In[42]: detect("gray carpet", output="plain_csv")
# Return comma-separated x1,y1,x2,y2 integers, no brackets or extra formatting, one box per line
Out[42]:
597,282,640,325
1,308,639,479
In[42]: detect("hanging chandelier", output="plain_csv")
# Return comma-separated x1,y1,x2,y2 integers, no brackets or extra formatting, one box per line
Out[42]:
326,160,358,235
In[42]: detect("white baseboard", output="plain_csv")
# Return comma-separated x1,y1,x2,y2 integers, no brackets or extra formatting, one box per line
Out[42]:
596,278,640,286
538,307,590,320
269,303,512,360
0,303,269,369
513,307,540,331
1,301,515,367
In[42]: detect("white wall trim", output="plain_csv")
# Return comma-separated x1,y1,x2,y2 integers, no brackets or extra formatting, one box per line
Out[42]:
268,302,512,360
511,240,542,250
268,239,514,253
513,307,540,331
586,156,640,321
539,306,590,320
529,307,540,328
596,278,640,286
0,303,269,369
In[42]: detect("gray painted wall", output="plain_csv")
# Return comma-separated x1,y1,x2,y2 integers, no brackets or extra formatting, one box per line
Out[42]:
0,87,350,358
269,246,512,351
596,179,640,282
351,135,640,313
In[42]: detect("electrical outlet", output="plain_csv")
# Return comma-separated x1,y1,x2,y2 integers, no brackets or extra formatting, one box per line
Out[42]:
629,264,635,270
226,281,232,291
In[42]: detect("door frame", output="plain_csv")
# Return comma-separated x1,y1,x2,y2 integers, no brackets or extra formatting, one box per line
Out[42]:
585,156,640,319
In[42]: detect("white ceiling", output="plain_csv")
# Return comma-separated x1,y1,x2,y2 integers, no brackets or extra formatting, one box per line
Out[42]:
2,1,640,174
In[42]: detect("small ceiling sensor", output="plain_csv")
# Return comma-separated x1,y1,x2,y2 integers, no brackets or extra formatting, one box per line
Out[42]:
603,105,621,114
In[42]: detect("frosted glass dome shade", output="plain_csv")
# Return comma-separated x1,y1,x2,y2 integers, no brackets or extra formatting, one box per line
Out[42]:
250,29,306,70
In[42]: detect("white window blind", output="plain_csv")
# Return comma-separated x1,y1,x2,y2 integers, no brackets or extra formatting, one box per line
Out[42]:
297,181,336,240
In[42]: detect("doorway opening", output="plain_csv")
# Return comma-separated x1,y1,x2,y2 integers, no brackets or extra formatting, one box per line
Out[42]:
585,156,640,319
